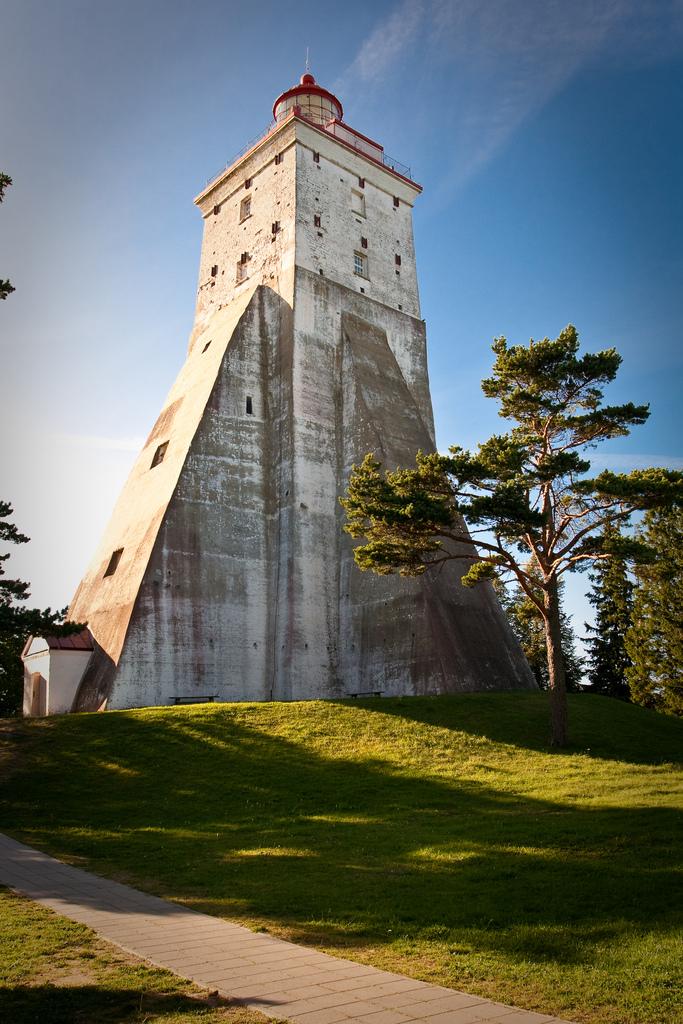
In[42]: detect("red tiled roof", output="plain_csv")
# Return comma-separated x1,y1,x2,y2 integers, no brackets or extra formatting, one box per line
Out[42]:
43,629,94,651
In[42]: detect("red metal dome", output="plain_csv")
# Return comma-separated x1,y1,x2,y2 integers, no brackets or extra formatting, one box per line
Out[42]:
273,74,343,125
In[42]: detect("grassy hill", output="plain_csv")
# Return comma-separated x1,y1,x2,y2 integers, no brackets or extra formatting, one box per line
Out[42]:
1,693,681,1024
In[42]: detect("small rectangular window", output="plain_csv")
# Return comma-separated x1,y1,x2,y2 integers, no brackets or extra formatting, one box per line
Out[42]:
361,237,368,249
351,190,366,217
244,178,252,189
236,261,248,283
313,151,320,163
240,195,251,221
150,441,169,468
240,251,249,264
354,251,368,278
358,176,365,188
213,204,220,216
246,395,253,415
393,196,400,208
210,265,218,277
271,220,280,234
104,548,123,578
395,253,401,266
314,214,321,227
274,152,283,165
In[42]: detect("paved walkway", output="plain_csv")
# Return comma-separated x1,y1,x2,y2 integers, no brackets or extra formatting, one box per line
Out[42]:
0,833,574,1024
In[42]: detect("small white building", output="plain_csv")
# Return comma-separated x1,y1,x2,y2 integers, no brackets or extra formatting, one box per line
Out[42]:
22,630,94,716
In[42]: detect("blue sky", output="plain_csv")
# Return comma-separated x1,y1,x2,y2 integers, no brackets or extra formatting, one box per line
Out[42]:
1,0,682,647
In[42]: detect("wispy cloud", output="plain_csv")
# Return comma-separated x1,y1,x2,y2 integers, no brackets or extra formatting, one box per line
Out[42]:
335,0,426,91
339,0,683,194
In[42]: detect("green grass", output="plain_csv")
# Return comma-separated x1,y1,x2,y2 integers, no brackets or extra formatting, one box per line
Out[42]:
0,886,268,1022
1,693,682,1024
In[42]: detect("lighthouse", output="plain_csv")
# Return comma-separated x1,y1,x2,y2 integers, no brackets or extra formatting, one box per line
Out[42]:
30,72,534,713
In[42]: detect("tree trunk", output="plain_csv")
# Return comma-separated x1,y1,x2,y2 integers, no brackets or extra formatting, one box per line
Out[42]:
543,578,569,747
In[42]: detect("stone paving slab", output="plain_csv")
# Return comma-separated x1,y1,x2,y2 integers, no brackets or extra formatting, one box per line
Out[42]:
0,833,575,1024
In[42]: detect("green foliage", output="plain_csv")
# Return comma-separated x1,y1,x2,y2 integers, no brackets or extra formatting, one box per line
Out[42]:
0,173,14,300
584,524,634,700
2,697,681,1024
0,500,82,716
496,575,583,692
342,325,683,745
626,508,683,716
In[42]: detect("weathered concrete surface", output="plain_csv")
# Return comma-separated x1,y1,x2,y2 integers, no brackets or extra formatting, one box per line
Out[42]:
69,286,261,709
283,273,534,698
71,278,533,709
66,102,535,710
109,287,293,707
192,119,297,348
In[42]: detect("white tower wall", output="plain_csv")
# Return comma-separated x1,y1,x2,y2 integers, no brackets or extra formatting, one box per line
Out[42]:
65,76,535,712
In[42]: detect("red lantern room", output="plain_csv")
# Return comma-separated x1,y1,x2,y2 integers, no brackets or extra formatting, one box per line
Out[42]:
273,73,343,126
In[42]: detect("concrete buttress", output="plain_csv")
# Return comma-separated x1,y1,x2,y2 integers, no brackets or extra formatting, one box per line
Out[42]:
61,73,535,711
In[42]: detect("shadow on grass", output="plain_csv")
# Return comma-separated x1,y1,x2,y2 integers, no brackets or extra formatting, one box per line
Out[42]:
2,701,681,974
337,692,683,765
0,984,230,1023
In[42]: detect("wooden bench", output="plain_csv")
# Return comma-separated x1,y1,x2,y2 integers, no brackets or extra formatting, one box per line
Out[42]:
173,695,218,705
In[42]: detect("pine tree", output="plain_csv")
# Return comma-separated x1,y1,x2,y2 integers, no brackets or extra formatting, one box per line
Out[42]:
496,575,583,692
0,500,82,716
583,523,633,700
625,508,683,716
342,325,682,744
0,173,15,300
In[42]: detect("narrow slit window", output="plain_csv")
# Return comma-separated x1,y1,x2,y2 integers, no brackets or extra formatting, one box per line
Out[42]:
395,253,402,266
236,253,249,282
361,236,368,249
358,176,365,188
351,190,366,217
274,152,283,165
213,204,220,216
313,151,320,163
240,195,251,221
393,196,400,208
271,220,280,234
246,395,253,415
314,214,321,227
354,251,368,278
104,548,123,578
202,340,212,353
210,265,218,277
150,441,169,468
244,178,252,189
